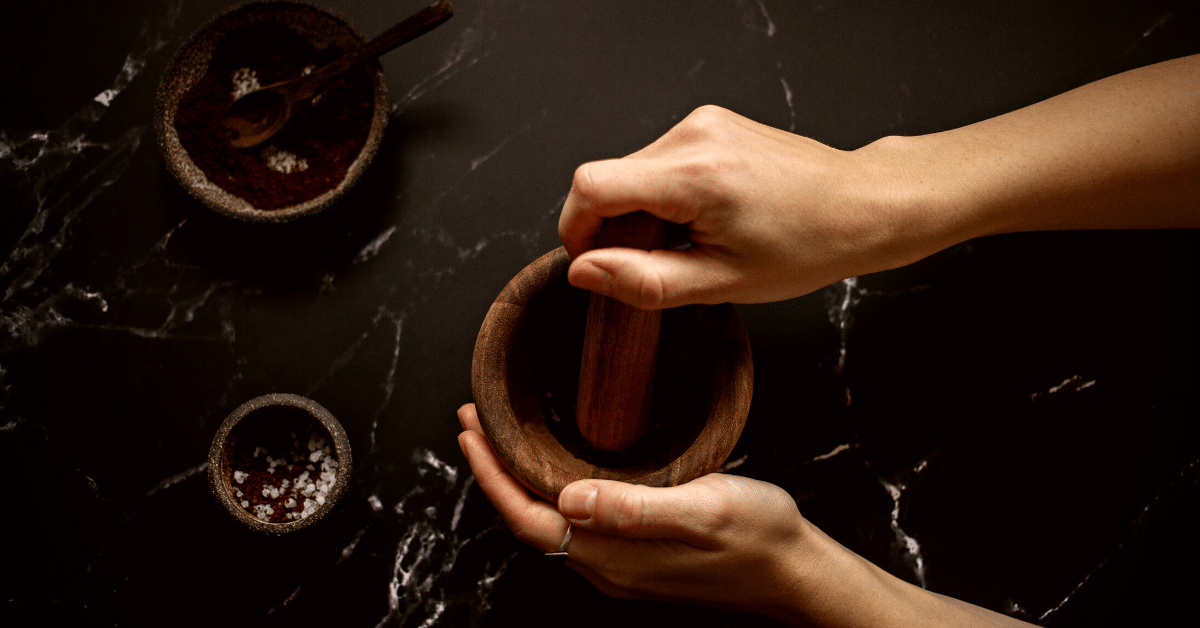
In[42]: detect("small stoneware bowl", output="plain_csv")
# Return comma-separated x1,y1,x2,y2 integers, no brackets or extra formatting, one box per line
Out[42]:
155,1,389,222
472,248,754,501
209,393,352,534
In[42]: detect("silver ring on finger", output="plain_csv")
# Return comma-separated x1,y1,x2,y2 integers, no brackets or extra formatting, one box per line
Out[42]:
544,524,572,557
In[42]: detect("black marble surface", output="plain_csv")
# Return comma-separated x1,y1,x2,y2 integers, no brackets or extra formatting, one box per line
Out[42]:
2,1,1199,626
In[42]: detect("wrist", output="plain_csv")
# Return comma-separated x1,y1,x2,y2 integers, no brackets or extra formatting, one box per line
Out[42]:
849,134,995,273
768,516,926,628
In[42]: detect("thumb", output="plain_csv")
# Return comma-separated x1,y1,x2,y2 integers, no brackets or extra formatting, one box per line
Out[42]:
558,479,725,545
567,246,737,309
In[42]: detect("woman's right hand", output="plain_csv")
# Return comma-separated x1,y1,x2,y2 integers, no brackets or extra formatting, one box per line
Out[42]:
560,56,1200,310
557,105,939,308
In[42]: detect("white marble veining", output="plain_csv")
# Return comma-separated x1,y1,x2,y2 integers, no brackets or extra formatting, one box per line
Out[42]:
1037,456,1200,621
1030,374,1098,401
146,462,209,497
376,449,510,628
5,2,1195,625
392,6,497,116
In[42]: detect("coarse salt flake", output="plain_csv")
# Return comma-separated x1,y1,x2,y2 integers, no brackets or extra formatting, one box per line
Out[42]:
262,146,309,174
230,67,260,100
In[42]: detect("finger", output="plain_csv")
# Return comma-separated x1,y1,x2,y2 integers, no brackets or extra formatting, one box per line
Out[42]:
458,429,568,553
559,158,709,259
566,246,743,309
557,478,728,547
456,403,481,433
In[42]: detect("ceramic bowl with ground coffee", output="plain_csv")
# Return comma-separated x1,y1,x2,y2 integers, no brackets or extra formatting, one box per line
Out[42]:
155,2,389,222
209,393,352,533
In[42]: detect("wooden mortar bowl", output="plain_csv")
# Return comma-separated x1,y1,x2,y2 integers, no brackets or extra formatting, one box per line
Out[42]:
472,248,753,501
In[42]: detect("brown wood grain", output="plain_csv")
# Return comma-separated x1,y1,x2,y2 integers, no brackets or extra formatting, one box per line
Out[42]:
471,246,753,502
575,211,668,451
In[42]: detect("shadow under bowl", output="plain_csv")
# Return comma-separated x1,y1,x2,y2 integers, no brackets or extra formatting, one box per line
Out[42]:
208,393,352,534
155,1,389,222
472,248,753,501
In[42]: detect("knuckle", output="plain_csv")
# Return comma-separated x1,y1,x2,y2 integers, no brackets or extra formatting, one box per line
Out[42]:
611,487,647,536
689,478,741,535
570,162,602,203
676,105,733,140
687,104,732,127
633,270,666,310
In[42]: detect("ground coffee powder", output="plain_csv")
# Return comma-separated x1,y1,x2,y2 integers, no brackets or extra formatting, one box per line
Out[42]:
174,20,375,210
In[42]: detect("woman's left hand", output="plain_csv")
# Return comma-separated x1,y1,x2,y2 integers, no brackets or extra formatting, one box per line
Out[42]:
455,403,812,620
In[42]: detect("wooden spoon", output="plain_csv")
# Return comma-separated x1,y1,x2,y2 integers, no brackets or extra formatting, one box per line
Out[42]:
222,0,454,149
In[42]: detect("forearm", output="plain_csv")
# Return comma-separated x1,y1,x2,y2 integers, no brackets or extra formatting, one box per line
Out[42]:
773,520,1033,628
859,54,1200,270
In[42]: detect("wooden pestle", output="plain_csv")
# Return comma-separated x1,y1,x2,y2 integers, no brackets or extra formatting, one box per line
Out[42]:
576,211,668,451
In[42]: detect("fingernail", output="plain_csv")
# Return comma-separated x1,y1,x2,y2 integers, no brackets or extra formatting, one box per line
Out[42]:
559,482,597,523
569,261,613,293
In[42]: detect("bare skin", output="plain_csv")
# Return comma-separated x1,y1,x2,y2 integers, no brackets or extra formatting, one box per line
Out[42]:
559,54,1199,308
461,54,1199,626
458,404,1032,627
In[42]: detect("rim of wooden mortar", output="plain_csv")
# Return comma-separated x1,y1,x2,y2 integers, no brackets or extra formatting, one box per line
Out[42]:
154,1,389,223
208,393,353,534
471,247,753,501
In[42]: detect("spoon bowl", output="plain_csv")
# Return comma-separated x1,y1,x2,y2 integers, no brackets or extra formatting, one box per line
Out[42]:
158,2,393,221
224,89,289,148
222,0,454,148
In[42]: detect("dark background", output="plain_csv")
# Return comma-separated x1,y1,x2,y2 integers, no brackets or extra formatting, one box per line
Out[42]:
1,0,1198,626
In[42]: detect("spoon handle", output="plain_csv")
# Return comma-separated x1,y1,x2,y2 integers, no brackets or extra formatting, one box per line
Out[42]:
281,1,455,102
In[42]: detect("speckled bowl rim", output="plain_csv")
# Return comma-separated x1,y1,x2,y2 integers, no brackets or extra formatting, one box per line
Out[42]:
208,393,353,534
154,1,390,223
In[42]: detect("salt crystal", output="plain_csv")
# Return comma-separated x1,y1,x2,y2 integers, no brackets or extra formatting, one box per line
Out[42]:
236,490,243,498
262,146,309,174
262,487,271,497
268,467,276,474
285,498,297,508
233,470,247,484
281,479,290,489
230,67,260,100
241,500,249,508
309,450,323,463
316,495,326,505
